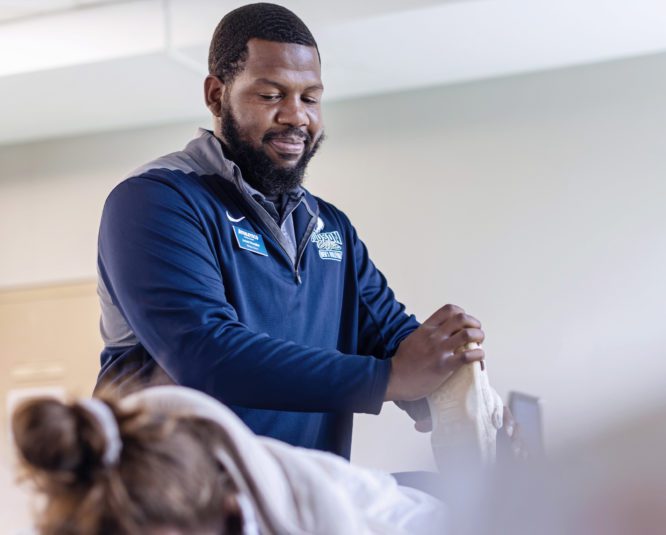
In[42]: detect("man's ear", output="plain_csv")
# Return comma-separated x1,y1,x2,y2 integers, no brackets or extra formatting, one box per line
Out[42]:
204,75,225,117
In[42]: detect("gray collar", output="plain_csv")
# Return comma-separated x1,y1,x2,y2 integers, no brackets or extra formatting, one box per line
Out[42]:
184,128,307,205
240,178,305,206
129,127,317,220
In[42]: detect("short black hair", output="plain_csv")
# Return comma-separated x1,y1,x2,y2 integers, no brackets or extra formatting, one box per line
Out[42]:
208,3,319,84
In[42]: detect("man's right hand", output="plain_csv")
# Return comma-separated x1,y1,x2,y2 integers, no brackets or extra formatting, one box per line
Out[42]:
384,304,485,401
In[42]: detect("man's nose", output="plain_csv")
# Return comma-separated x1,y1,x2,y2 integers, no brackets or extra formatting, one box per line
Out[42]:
276,96,308,127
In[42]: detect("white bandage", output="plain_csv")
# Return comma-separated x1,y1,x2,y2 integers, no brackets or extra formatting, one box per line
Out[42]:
427,343,503,469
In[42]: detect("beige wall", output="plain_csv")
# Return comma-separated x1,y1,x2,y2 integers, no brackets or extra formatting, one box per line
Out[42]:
0,281,101,533
1,52,665,481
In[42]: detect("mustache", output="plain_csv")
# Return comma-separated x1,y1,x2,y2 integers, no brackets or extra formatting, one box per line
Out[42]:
262,127,312,145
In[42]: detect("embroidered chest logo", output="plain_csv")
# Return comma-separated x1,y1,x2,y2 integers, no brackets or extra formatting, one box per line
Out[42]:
311,228,343,262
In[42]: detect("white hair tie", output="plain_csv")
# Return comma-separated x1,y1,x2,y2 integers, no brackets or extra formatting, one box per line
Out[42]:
78,398,123,467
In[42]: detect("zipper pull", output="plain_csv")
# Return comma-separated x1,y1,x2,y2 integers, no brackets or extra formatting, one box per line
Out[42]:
295,270,302,284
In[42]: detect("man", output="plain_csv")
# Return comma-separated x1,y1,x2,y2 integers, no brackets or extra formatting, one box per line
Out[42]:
95,3,486,458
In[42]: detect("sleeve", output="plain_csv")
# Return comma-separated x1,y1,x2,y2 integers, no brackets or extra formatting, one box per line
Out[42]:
98,177,390,414
350,222,419,359
347,218,430,421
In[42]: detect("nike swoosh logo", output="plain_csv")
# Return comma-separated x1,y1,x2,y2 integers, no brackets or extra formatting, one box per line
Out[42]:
226,210,245,223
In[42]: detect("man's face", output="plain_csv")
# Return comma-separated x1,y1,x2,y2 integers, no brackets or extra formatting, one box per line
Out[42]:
209,39,325,195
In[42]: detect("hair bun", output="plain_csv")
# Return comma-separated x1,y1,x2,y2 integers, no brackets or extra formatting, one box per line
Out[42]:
12,398,108,479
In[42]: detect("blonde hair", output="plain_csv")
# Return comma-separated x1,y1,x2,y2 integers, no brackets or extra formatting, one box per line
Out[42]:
12,396,242,535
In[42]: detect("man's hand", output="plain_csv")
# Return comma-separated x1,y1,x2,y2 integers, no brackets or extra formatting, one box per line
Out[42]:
385,304,485,402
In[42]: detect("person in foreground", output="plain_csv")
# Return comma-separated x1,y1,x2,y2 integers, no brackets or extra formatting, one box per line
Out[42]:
12,387,447,535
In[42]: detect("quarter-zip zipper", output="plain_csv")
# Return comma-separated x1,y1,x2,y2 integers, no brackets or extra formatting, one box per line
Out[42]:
240,191,317,284
292,201,319,285
229,168,317,284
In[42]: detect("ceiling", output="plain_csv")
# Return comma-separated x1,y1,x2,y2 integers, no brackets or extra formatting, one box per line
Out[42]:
1,0,666,146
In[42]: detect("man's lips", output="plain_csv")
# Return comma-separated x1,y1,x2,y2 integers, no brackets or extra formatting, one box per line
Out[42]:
267,137,306,155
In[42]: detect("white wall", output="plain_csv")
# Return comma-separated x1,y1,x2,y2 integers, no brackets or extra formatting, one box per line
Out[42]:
1,52,665,473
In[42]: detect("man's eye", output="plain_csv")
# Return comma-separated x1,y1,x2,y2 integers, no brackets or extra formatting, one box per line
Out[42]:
260,94,281,101
302,97,319,104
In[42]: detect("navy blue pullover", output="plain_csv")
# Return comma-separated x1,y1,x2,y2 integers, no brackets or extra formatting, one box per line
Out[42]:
96,129,420,458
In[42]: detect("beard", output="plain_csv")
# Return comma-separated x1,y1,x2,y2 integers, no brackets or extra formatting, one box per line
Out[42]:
220,103,324,196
